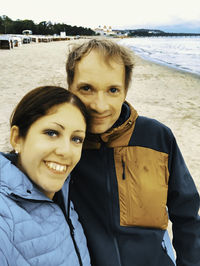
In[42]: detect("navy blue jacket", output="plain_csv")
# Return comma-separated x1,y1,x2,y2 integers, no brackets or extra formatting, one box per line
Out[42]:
70,102,200,266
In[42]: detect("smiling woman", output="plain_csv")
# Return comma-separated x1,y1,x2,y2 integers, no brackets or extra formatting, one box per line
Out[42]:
0,86,91,266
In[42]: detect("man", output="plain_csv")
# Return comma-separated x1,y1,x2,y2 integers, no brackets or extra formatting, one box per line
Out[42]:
66,39,200,266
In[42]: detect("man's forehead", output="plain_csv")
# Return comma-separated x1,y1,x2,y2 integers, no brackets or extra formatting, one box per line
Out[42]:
78,49,123,67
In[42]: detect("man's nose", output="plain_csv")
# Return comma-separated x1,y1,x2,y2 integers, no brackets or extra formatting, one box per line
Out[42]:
90,92,109,113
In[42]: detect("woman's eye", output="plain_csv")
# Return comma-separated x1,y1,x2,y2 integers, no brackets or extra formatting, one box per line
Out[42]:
72,136,84,144
44,130,58,137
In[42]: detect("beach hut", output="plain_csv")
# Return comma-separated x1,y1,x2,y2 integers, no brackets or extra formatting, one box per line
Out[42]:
22,36,31,44
0,35,14,49
13,36,22,47
53,36,61,41
31,36,39,43
22,30,32,43
38,36,53,42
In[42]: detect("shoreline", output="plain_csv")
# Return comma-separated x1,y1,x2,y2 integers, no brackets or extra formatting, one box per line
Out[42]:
134,53,200,78
117,36,200,77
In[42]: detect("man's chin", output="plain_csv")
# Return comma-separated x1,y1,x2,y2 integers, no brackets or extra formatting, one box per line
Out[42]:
89,125,109,135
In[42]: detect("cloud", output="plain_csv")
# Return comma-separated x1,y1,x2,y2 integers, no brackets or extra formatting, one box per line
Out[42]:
1,0,200,29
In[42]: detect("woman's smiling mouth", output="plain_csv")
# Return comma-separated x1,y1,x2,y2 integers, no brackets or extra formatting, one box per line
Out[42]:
45,161,67,174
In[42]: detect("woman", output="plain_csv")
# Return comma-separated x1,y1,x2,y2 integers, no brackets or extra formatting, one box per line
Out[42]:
0,86,91,265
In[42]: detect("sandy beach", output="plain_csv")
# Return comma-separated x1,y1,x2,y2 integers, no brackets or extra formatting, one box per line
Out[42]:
0,39,200,232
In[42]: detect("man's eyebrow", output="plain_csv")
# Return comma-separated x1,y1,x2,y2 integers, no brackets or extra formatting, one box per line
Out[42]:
76,82,91,86
108,84,123,88
74,130,85,133
77,82,123,88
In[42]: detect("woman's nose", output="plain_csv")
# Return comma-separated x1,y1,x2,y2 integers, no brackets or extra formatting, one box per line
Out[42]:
55,138,71,158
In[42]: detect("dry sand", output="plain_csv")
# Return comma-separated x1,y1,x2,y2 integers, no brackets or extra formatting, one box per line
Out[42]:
0,39,199,238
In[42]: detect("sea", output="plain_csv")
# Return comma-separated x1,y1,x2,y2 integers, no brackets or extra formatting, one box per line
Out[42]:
118,36,200,76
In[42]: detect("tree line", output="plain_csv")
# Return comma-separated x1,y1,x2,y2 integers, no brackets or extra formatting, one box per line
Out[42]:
127,29,200,37
0,15,96,36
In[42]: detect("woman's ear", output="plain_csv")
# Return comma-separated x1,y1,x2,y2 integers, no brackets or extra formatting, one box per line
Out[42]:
10,126,21,153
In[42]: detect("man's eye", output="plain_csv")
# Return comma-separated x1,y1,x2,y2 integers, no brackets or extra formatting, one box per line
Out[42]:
44,130,58,137
72,136,84,144
109,87,118,93
80,85,91,92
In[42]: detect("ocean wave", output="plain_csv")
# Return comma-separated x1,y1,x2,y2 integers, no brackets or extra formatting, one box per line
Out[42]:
119,37,200,76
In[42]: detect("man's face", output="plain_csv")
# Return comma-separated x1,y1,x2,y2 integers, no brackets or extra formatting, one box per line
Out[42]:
69,50,126,134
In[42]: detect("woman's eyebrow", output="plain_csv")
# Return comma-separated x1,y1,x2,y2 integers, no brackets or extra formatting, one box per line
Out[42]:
52,124,85,134
52,122,65,130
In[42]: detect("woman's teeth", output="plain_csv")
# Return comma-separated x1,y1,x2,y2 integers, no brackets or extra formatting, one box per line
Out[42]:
45,161,67,173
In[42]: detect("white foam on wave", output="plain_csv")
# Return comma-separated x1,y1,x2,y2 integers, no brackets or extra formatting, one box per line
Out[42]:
119,37,200,76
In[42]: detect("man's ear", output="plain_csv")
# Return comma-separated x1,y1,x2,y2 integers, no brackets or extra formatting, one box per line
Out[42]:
10,125,22,153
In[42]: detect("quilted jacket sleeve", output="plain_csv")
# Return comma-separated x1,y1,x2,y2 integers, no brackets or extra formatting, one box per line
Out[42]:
0,228,11,266
0,196,15,266
167,136,200,266
0,254,9,266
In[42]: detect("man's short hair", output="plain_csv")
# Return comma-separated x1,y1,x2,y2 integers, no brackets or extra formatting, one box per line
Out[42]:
66,38,135,91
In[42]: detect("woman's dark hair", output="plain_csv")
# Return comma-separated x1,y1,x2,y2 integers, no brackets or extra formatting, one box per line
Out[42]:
10,86,88,138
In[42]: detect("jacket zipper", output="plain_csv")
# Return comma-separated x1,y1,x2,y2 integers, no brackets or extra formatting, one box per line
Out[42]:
11,193,83,265
122,159,126,180
121,157,133,221
102,144,122,266
67,192,83,266
67,218,83,266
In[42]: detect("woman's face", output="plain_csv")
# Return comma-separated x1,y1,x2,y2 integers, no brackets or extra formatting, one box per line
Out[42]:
15,102,86,199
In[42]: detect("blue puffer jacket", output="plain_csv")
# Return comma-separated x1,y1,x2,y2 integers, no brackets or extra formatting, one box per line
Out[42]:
0,152,91,266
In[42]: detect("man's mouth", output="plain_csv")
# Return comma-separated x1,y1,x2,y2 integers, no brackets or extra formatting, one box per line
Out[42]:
45,161,67,173
91,115,110,122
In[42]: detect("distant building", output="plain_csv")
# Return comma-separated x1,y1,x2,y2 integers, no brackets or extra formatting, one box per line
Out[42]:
60,32,66,37
93,25,115,36
112,29,129,37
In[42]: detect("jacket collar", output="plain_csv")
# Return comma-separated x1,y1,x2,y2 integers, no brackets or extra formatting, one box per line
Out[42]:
84,101,138,149
0,153,51,202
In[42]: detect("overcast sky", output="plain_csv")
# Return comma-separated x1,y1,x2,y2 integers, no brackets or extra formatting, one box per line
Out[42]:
1,0,200,29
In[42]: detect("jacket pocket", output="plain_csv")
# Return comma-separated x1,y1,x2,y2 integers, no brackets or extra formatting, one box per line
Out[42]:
114,146,169,229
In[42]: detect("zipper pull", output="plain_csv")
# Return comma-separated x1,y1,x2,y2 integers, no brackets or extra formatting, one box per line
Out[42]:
122,159,126,180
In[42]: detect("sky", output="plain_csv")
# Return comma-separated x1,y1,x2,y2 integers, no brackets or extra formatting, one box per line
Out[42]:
1,0,200,32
